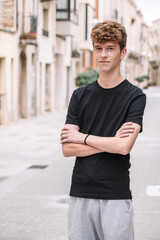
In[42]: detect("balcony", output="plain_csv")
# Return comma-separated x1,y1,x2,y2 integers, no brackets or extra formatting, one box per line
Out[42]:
40,0,52,2
127,51,140,61
56,0,78,37
20,16,37,45
149,60,159,69
42,29,49,37
72,49,80,58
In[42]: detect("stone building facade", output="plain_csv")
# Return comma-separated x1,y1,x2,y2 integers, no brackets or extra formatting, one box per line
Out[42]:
148,18,160,86
0,0,154,125
0,0,18,124
97,0,149,87
0,0,56,124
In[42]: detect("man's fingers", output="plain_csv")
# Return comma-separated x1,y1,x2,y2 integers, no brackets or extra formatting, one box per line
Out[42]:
60,134,67,140
61,130,69,135
119,129,134,134
61,127,70,132
122,125,135,129
61,139,67,144
61,138,71,144
119,125,135,132
116,122,135,138
62,126,78,131
123,122,133,126
119,133,130,138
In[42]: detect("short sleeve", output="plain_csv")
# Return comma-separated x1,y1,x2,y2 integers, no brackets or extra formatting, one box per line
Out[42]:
65,90,79,126
125,93,146,133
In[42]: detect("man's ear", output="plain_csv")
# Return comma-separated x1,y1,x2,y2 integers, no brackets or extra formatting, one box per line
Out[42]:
120,48,127,60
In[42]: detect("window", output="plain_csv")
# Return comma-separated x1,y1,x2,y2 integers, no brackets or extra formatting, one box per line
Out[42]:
85,4,94,41
43,9,48,30
57,0,68,9
40,0,52,2
74,0,76,12
85,4,88,40
43,8,49,37
56,0,77,23
0,1,2,25
114,9,118,20
30,16,37,33
56,0,69,20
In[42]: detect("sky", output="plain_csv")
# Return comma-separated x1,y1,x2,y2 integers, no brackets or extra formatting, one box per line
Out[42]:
135,0,160,25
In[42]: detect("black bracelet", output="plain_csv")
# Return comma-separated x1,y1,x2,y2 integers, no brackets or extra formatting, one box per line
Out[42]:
84,134,89,145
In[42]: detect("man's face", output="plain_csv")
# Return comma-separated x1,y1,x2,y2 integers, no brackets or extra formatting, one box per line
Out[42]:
93,41,126,73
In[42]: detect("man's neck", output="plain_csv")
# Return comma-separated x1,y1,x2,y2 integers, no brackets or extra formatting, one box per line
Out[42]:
98,70,124,89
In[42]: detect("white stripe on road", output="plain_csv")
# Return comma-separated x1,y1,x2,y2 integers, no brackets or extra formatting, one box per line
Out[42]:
146,185,160,196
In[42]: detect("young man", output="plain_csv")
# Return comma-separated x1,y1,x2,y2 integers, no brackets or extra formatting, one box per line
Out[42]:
61,20,146,240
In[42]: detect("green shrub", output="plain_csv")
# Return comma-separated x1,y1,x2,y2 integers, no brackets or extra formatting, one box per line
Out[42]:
135,77,144,83
143,75,150,80
135,75,150,83
75,69,99,86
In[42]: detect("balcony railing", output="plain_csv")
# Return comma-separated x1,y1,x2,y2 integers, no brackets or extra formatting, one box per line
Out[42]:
20,16,37,41
72,49,80,58
40,0,52,2
128,51,140,61
149,60,159,69
42,29,49,37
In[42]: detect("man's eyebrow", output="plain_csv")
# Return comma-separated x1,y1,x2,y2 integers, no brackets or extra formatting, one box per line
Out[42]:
94,44,116,48
94,45,101,47
107,45,116,47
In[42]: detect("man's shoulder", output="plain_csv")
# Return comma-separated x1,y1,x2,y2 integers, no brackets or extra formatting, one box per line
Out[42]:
125,80,146,97
73,81,97,96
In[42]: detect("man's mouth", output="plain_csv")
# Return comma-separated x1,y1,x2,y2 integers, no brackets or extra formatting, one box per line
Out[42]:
99,61,110,64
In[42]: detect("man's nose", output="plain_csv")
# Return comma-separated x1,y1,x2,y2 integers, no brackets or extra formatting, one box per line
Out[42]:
101,49,108,57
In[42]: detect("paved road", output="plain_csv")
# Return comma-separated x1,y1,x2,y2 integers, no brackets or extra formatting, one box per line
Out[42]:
0,110,72,240
131,86,160,240
0,86,160,239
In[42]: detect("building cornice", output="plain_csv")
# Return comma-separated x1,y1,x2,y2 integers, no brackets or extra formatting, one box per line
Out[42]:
128,0,137,8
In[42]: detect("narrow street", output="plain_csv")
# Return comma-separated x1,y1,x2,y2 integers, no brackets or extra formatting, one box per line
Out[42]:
0,86,160,240
131,86,160,240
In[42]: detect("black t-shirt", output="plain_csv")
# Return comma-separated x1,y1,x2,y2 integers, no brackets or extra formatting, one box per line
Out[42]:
65,79,146,200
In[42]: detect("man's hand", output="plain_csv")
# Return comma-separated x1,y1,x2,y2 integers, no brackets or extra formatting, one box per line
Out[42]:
60,127,86,144
115,122,135,138
85,122,140,155
61,122,135,144
60,122,138,157
61,124,103,157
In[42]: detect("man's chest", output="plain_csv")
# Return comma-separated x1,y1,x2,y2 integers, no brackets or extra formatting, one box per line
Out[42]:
78,93,130,136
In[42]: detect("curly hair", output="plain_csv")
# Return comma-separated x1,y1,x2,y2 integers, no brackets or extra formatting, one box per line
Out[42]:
91,20,127,51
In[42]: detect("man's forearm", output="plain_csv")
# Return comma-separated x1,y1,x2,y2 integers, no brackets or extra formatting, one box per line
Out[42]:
86,124,140,155
61,122,140,156
86,136,127,155
62,143,103,157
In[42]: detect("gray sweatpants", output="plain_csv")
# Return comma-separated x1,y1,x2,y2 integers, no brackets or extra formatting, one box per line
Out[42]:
68,197,134,240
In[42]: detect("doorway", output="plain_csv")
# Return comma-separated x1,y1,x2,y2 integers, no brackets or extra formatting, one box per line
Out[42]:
19,51,27,118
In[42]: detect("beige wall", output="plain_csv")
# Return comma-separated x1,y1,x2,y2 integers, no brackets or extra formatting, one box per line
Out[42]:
148,18,160,85
0,0,156,125
0,0,57,125
0,28,18,124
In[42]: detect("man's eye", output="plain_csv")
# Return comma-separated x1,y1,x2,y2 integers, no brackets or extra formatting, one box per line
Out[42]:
95,47,102,51
108,48,114,51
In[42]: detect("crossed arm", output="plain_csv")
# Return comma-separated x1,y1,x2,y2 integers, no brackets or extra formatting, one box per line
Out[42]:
61,122,141,157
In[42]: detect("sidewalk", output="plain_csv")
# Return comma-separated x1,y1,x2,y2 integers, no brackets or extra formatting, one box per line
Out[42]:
0,110,66,182
0,109,73,240
0,87,160,240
